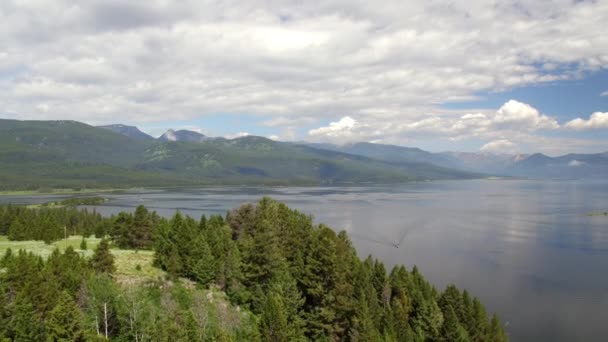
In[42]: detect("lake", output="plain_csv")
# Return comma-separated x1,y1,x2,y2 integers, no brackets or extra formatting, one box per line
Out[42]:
1,179,607,341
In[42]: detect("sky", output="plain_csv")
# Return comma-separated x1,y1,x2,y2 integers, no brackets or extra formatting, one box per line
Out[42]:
0,0,607,155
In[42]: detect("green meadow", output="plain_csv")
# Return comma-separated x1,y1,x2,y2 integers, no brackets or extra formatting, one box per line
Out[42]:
0,235,164,285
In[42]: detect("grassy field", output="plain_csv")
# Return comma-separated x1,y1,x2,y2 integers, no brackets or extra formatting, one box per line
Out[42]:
0,235,165,285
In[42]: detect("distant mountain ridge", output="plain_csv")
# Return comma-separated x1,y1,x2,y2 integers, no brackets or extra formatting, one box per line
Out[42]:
98,124,154,141
2,119,605,191
304,142,455,167
159,129,208,142
508,152,608,178
299,140,608,179
0,119,477,190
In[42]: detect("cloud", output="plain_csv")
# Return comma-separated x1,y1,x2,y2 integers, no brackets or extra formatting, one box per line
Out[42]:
601,91,608,97
480,140,518,154
309,116,359,139
565,112,608,130
307,100,560,146
262,116,316,127
493,100,559,130
1,0,607,125
0,0,606,153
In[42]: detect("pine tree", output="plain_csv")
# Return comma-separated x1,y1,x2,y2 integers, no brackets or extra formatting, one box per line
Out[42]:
0,283,8,338
268,270,306,340
239,218,285,290
471,298,488,341
80,238,87,250
166,244,183,278
350,291,381,342
439,285,464,320
7,295,46,341
90,239,116,275
132,205,155,250
111,212,133,249
190,236,216,286
168,212,199,277
391,290,413,341
489,314,507,342
301,226,339,338
94,220,108,239
260,292,290,342
46,291,85,341
7,219,26,240
199,214,207,232
441,305,469,342
153,220,172,269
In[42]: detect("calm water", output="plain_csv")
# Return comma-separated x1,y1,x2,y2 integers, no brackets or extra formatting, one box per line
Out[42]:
2,179,608,341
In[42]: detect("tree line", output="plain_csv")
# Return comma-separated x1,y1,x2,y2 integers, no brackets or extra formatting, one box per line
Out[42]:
0,205,107,243
0,198,508,341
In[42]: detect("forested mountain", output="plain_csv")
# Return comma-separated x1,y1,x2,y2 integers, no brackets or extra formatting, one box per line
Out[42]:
0,119,477,190
302,141,608,179
437,152,526,175
505,152,608,178
0,119,182,190
441,151,608,178
303,142,455,167
0,198,508,341
2,119,605,189
98,124,155,141
0,119,149,166
159,129,208,142
138,136,477,184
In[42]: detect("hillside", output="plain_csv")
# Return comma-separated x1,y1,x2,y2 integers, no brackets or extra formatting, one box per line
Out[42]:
0,119,478,190
301,142,481,178
159,129,208,142
304,141,454,167
507,152,608,178
138,136,478,184
303,140,608,179
0,119,192,190
98,124,155,141
0,119,151,167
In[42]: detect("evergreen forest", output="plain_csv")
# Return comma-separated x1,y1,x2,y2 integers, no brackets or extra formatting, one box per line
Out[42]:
0,198,507,341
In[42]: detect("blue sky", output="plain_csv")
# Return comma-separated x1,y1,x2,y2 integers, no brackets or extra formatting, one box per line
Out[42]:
443,70,608,120
0,0,607,155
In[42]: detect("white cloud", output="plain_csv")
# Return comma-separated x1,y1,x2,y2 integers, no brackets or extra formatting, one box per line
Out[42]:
268,134,279,140
309,116,359,139
0,0,606,153
568,160,584,167
601,91,608,97
565,112,608,130
493,100,559,130
480,140,518,154
461,113,487,120
307,100,560,147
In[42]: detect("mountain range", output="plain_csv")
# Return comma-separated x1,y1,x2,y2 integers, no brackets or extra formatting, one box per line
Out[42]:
0,119,606,190
303,141,608,179
0,119,476,190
